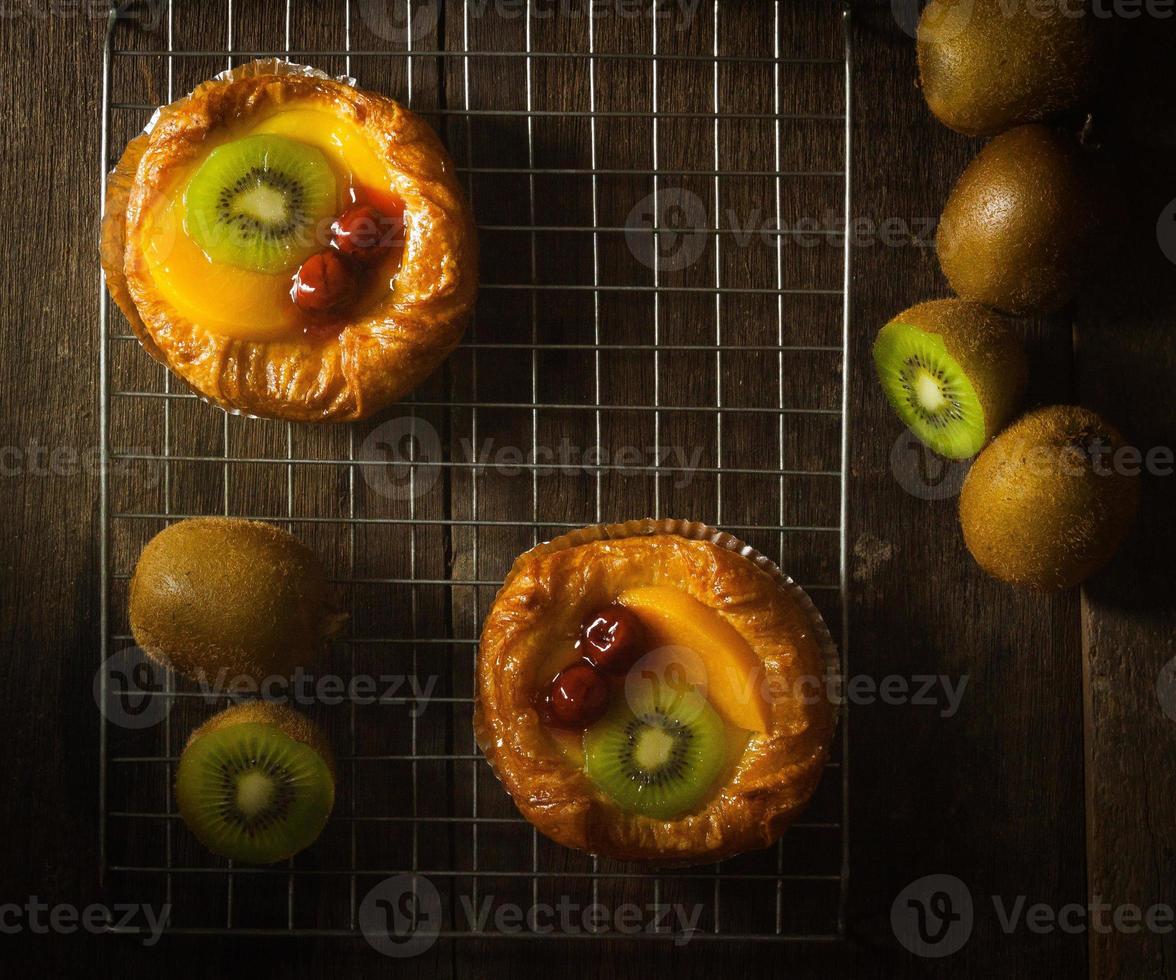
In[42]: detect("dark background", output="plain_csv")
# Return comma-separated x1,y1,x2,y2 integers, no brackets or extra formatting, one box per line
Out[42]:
1,1,1173,976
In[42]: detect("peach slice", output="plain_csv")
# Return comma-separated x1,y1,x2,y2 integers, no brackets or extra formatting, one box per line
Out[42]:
617,587,770,734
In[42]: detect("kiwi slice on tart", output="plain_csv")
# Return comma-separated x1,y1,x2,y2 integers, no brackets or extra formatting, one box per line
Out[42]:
183,134,337,274
176,702,335,864
873,299,1028,460
584,685,726,820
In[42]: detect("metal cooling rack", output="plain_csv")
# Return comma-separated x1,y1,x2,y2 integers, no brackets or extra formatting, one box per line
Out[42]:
98,0,852,943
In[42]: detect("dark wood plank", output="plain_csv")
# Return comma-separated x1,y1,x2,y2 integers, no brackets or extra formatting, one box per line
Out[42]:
1078,21,1176,970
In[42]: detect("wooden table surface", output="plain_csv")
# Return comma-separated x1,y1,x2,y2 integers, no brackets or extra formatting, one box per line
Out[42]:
1,1,1173,976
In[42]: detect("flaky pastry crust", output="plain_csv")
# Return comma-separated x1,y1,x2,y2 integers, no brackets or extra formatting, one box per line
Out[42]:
475,529,835,865
100,61,477,421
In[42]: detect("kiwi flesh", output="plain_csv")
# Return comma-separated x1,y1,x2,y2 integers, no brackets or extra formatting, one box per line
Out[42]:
937,124,1108,316
959,405,1140,590
917,0,1110,137
176,701,335,864
129,518,345,684
184,134,337,274
584,685,725,820
874,299,1028,460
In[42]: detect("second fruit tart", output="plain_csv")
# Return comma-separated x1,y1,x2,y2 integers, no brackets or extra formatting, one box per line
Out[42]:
101,59,477,422
475,520,836,866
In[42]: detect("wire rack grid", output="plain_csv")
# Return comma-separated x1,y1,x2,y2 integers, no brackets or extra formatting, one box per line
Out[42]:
98,0,852,944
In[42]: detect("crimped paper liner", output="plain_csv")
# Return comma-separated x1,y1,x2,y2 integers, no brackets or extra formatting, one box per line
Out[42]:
106,59,360,422
492,517,842,729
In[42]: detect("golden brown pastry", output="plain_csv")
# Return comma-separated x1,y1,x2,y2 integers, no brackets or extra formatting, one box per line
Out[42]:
475,520,836,865
101,60,477,422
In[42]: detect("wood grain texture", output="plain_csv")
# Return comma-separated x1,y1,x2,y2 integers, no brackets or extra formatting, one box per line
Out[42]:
0,2,1170,977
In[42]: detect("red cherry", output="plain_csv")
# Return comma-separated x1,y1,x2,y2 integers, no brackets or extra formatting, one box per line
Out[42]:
540,663,610,730
330,205,401,262
291,250,358,313
579,605,646,675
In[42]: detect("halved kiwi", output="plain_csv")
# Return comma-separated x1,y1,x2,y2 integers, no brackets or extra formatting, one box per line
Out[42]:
959,405,1140,590
584,685,726,820
873,299,1028,460
129,518,345,684
175,702,335,864
184,134,337,274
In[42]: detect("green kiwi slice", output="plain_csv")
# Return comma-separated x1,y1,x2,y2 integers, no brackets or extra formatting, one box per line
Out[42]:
175,702,335,864
873,299,1028,460
183,134,337,274
584,686,726,820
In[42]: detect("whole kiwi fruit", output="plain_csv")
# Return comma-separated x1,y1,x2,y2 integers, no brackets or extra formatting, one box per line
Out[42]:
130,518,345,683
959,406,1140,590
937,125,1108,316
917,0,1110,137
873,299,1028,460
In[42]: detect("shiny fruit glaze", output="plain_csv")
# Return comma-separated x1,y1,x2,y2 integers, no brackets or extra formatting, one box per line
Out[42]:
331,204,403,263
291,250,359,314
538,663,610,730
579,605,646,675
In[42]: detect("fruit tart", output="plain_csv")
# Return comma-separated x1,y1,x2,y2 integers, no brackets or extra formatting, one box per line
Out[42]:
101,60,477,422
475,519,836,865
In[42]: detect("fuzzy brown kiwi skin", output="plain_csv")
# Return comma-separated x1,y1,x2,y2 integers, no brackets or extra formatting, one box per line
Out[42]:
916,0,1110,138
959,406,1140,590
185,701,336,779
936,125,1109,317
130,518,346,684
887,299,1028,449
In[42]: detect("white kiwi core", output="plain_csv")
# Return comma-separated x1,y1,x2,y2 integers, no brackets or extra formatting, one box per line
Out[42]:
235,769,277,818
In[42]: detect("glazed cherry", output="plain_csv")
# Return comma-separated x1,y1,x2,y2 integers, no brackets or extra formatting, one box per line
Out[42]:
291,249,358,313
330,204,400,262
578,605,646,675
540,662,610,730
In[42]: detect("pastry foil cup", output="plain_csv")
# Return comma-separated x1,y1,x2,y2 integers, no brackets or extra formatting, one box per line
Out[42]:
494,517,842,728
